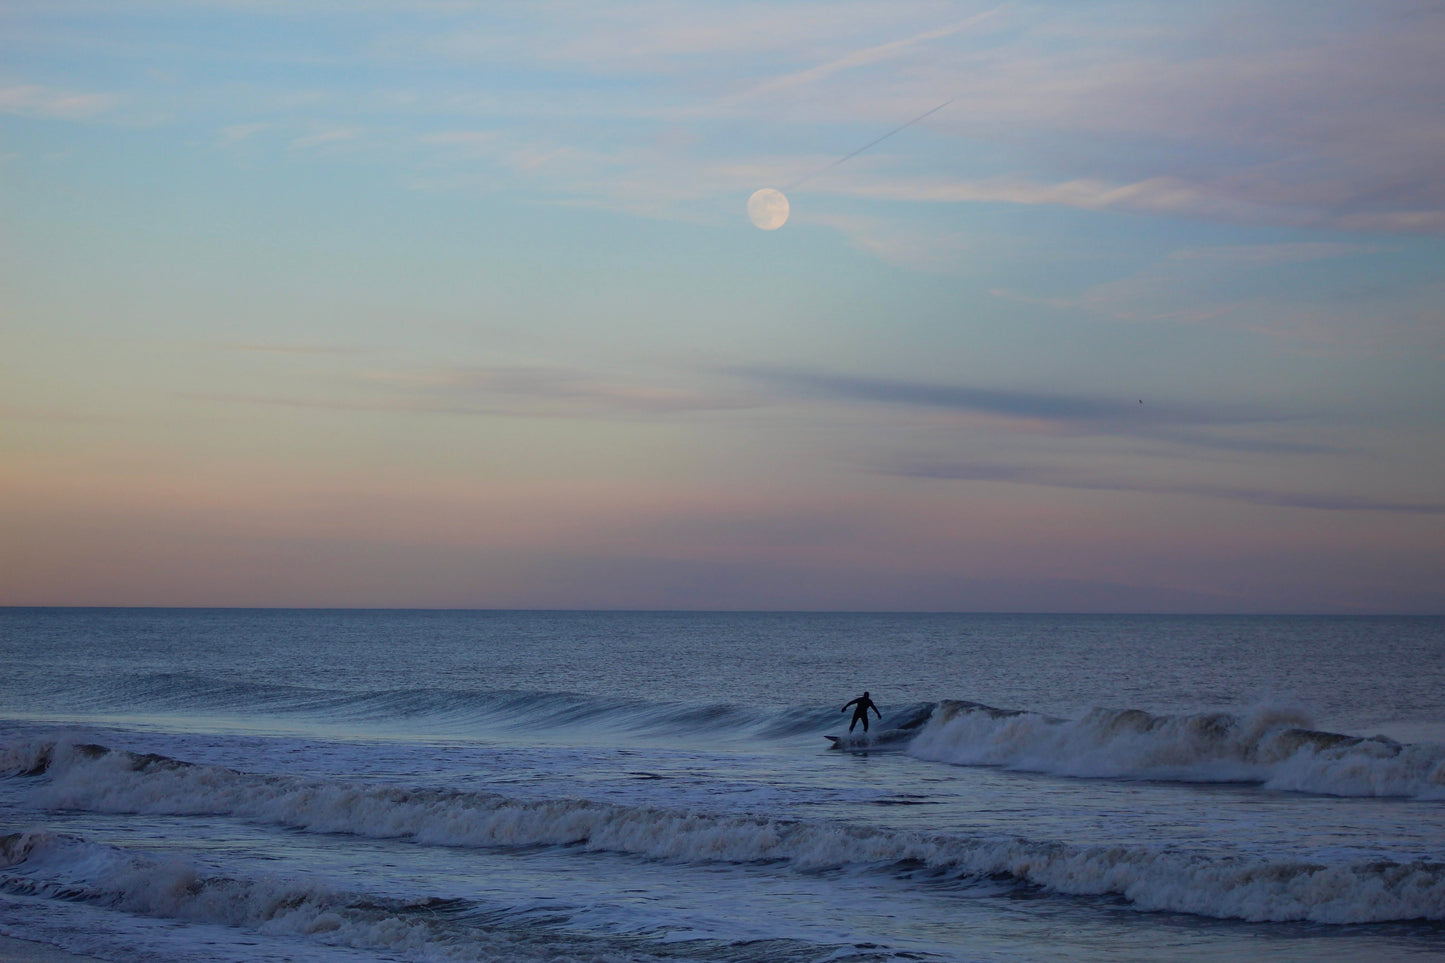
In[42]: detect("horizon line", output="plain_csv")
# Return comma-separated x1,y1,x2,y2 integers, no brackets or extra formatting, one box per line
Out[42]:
2,605,1440,618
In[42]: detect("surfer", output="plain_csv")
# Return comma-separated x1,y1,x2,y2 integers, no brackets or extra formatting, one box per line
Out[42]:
841,691,881,733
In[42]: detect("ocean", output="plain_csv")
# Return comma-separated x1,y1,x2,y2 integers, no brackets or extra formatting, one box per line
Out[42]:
1,609,1442,962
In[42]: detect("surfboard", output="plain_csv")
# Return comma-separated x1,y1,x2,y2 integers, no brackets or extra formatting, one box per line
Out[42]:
827,732,879,750
828,704,937,750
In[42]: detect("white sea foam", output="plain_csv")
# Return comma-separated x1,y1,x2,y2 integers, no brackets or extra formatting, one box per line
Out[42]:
0,831,685,963
906,701,1445,800
9,742,1445,924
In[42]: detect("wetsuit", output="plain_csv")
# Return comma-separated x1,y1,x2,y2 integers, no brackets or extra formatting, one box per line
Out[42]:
841,692,882,733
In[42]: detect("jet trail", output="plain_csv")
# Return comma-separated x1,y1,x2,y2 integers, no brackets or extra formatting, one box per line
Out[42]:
787,100,952,190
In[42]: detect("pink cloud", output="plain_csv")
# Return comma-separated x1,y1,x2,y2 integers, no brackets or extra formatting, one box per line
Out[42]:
0,84,117,119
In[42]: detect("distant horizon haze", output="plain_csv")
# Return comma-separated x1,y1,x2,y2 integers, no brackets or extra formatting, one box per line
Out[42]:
2,1,1442,614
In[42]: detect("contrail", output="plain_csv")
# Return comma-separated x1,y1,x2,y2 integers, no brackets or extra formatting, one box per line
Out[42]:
786,100,953,191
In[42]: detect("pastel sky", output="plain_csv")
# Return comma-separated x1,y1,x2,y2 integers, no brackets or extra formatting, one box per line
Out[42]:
3,1,1443,612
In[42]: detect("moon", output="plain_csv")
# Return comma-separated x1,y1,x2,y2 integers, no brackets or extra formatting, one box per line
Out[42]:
747,188,790,230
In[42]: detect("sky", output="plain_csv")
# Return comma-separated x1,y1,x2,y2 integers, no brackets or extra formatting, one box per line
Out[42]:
2,0,1443,612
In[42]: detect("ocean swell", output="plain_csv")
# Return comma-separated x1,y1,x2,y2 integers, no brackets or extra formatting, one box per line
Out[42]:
6,741,1444,925
907,701,1445,800
25,672,840,741
0,831,816,963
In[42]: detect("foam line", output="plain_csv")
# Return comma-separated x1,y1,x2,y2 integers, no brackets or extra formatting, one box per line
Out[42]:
907,701,1445,800
0,831,737,963
6,741,1443,924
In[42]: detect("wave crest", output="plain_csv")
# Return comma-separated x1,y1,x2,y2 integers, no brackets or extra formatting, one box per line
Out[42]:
6,742,1444,924
0,831,762,963
908,701,1445,799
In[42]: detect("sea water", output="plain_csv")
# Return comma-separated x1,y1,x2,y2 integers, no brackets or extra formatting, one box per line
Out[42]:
1,609,1442,962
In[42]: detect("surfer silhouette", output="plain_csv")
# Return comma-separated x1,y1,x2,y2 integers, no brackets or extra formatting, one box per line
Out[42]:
841,691,881,733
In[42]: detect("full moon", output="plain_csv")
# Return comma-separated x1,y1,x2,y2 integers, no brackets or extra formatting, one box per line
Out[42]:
747,188,790,230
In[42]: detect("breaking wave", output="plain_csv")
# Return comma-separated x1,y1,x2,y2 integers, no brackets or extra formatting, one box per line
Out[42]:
37,666,1445,803
906,701,1445,801
0,831,866,963
12,678,1445,801
5,741,1444,925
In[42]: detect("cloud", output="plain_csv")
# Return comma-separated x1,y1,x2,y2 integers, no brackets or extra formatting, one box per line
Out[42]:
987,284,1241,326
1331,210,1445,233
734,365,1276,426
987,238,1444,352
422,129,498,151
424,1,984,76
12,1,1445,240
0,404,117,425
380,365,755,415
843,173,1251,217
185,359,1340,456
209,340,369,356
218,122,269,142
0,84,117,119
896,458,1445,515
544,2,1442,235
289,126,365,150
824,172,1444,234
1166,242,1384,265
734,6,1006,102
187,363,755,419
804,212,974,271
887,4,1445,232
729,365,1334,453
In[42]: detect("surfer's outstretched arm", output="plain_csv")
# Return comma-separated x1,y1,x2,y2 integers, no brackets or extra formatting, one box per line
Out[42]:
870,702,881,719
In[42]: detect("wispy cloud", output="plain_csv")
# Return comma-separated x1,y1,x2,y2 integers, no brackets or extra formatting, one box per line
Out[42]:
208,341,369,356
734,6,1006,102
1166,242,1383,265
422,130,498,152
877,4,1445,232
896,458,1445,515
729,365,1331,453
734,365,1274,425
987,237,1443,352
185,359,1337,455
987,283,1242,326
187,364,755,419
0,404,118,425
289,126,366,150
804,211,974,271
424,1,980,76
0,84,116,119
838,173,1262,220
375,365,755,416
17,1,1437,237
825,172,1445,234
218,122,268,142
